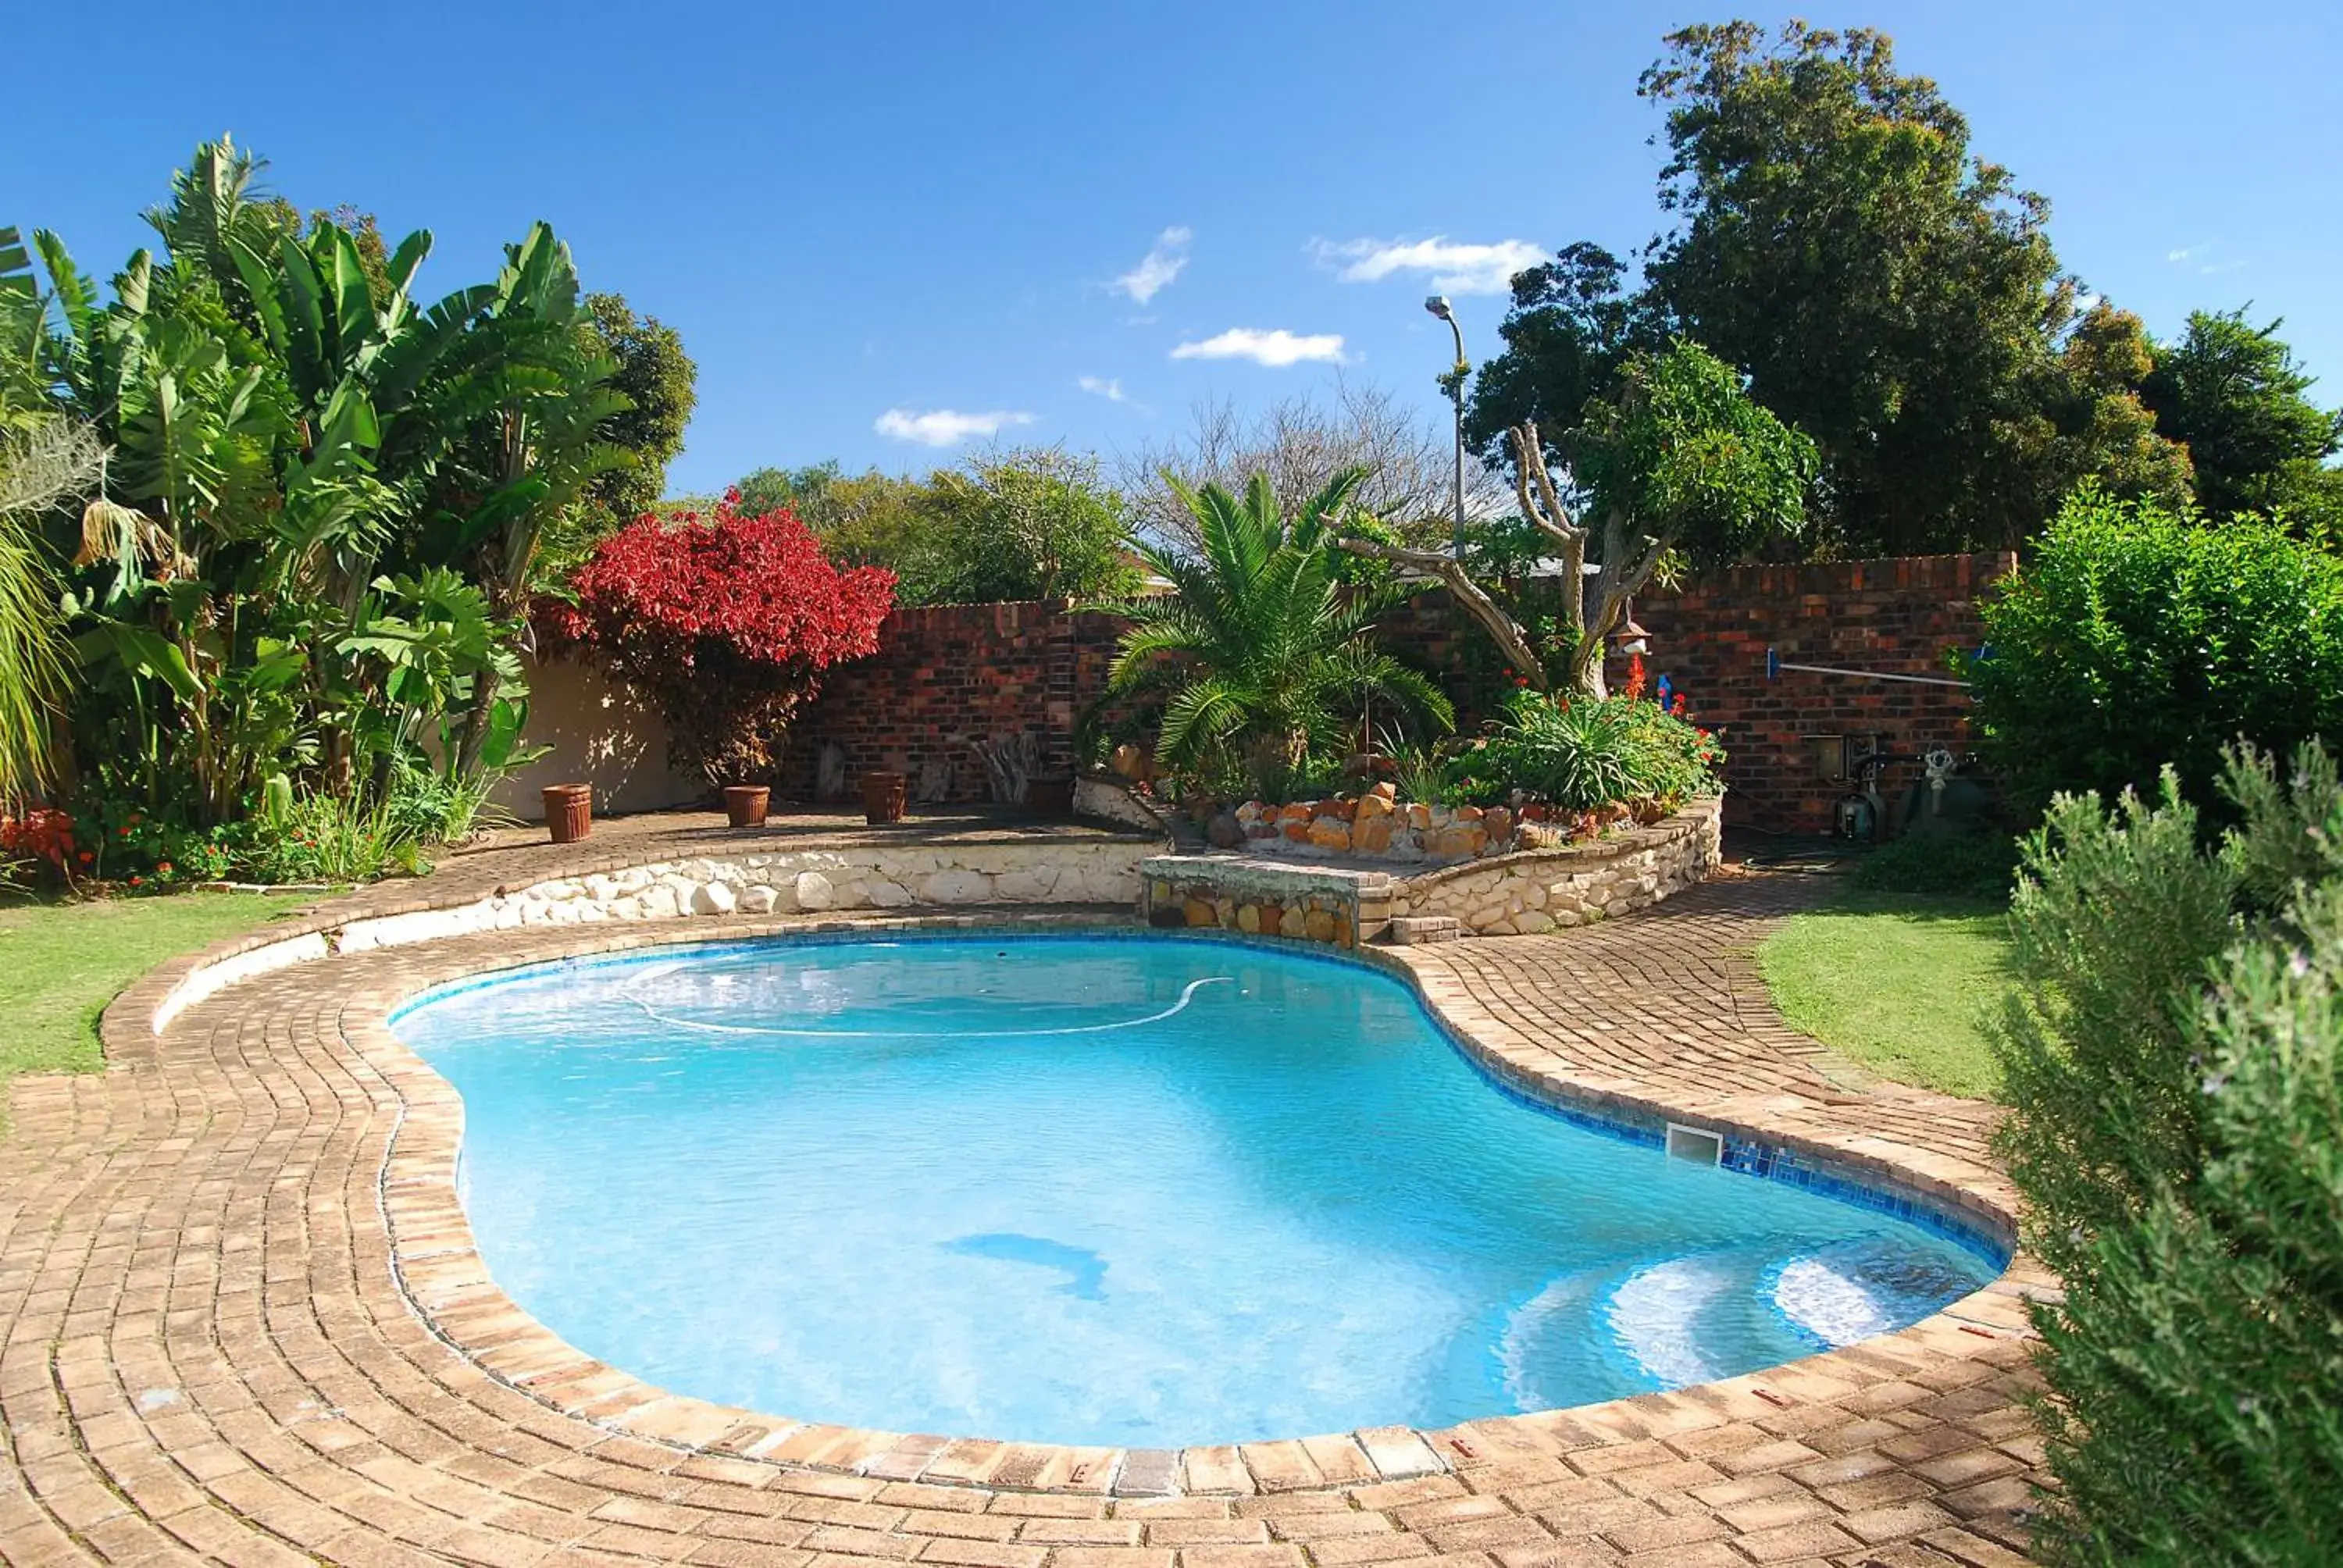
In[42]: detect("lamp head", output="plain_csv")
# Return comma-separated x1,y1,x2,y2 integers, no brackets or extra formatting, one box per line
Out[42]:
1424,294,1453,322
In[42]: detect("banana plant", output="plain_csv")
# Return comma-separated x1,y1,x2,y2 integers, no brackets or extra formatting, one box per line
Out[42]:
18,139,635,828
409,223,631,773
336,567,525,780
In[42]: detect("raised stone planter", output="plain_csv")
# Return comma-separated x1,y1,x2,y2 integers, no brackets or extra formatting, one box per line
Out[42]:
1229,784,1520,864
1388,793,1723,935
1139,857,1393,947
1137,796,1722,946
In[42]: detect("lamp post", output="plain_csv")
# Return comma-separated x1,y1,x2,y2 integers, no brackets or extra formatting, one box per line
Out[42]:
1424,294,1466,555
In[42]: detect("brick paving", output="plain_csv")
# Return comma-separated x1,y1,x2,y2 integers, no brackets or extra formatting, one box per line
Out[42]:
0,826,2052,1566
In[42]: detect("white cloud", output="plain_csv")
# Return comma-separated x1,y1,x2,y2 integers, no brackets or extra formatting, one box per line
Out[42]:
1112,226,1192,305
2166,240,2243,275
873,408,1037,447
1314,235,1545,295
1169,328,1346,368
1077,376,1128,402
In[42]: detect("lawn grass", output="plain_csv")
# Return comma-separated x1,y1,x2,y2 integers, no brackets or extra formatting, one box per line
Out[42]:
1756,888,2016,1100
0,891,316,1100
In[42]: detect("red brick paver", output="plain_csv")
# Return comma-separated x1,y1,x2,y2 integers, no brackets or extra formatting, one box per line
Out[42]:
0,834,2052,1566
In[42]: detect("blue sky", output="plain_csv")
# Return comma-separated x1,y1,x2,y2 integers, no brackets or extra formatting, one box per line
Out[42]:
8,2,2339,496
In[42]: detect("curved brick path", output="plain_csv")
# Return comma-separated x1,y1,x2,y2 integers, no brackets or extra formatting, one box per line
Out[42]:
0,827,2052,1567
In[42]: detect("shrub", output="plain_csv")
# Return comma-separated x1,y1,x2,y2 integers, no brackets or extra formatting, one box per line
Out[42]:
1993,743,2343,1561
1093,469,1451,803
246,789,429,885
1476,689,1722,811
1969,486,2343,815
1847,832,2020,900
555,494,896,788
904,447,1141,605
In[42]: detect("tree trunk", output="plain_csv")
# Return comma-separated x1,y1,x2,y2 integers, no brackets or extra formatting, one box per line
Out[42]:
453,664,501,779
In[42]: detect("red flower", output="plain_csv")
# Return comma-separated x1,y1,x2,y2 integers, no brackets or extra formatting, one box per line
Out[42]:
157,861,173,875
77,850,92,864
129,875,144,886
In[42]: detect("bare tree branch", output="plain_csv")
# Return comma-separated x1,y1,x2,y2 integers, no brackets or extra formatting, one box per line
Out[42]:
1334,536,1550,689
1122,376,1506,556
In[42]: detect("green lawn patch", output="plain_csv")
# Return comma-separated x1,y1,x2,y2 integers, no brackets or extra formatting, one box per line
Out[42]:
0,891,315,1101
1756,889,2016,1100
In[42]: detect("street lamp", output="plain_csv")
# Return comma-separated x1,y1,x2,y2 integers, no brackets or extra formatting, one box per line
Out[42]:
1425,294,1466,555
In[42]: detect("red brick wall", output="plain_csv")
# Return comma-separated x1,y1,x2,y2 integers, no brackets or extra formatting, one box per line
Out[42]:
782,601,1125,801
780,554,2013,828
1604,552,2012,832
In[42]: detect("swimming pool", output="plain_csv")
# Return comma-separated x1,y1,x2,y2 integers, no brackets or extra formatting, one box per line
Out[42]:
391,932,2002,1449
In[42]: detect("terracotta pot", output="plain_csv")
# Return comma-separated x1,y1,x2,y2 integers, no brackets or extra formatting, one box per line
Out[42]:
860,770,908,825
723,784,771,829
1025,775,1075,816
542,783,592,844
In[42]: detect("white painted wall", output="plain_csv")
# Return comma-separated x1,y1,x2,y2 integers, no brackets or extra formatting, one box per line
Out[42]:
495,654,704,821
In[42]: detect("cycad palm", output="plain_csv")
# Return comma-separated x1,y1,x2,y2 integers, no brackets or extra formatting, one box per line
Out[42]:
1097,469,1451,793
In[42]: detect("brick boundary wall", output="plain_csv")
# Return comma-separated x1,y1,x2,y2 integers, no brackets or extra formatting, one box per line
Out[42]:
769,552,2013,832
1610,552,2013,834
779,600,1126,803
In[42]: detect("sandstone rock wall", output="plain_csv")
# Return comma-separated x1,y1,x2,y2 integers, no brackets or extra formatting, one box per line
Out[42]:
1387,795,1723,935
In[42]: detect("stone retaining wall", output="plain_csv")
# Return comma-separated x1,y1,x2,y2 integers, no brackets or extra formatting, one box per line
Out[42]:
1140,858,1392,948
1140,796,1722,944
152,836,1157,1032
1388,794,1724,935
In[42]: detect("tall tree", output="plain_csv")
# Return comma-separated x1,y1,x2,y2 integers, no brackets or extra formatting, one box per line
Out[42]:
1354,340,1817,697
1474,23,2191,556
574,291,697,537
1462,242,1661,469
2143,308,2343,523
735,461,841,522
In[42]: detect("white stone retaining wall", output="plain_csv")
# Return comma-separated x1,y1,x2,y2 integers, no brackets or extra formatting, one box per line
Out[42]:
150,838,1156,1033
338,842,1149,954
1386,795,1724,935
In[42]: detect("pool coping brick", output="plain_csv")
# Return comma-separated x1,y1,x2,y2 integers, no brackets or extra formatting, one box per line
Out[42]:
0,811,2056,1565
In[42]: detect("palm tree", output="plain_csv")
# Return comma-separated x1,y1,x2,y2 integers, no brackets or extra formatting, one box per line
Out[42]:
1095,468,1452,796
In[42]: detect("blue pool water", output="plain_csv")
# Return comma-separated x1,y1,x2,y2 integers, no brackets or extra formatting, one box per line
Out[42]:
393,933,2001,1448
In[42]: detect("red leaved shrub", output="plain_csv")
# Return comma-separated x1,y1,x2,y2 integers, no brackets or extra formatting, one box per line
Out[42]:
552,493,895,788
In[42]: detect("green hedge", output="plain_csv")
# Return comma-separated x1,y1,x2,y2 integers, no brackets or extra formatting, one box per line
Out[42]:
1969,489,2343,815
